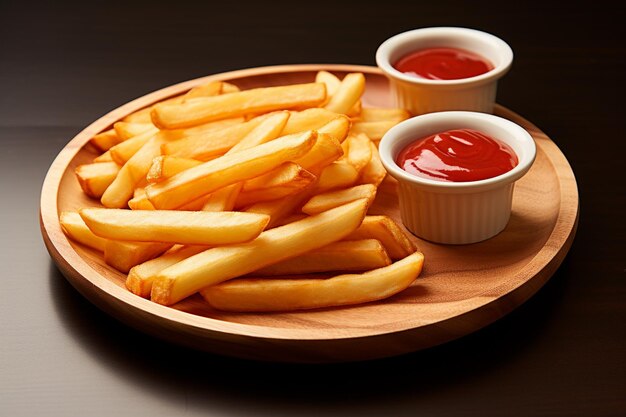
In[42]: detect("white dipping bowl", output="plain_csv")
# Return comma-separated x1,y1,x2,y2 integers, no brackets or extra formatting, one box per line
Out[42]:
376,27,513,115
379,111,536,244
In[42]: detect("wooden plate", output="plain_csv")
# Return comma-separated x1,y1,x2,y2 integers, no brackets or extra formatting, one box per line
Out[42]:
40,64,579,363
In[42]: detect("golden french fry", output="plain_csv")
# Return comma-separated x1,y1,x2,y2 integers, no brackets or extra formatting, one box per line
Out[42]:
315,160,359,193
127,245,208,298
80,208,270,245
60,211,107,252
179,194,213,211
359,141,387,186
123,84,223,124
354,107,410,123
271,213,309,227
242,162,313,192
235,173,315,208
254,239,391,275
183,111,288,209
345,133,373,173
101,134,166,208
161,116,268,160
316,71,362,115
113,122,154,141
202,251,424,312
151,83,326,129
302,184,377,215
150,198,369,305
128,192,156,210
104,240,171,273
221,82,240,93
346,99,361,118
129,188,214,212
101,168,134,208
75,162,120,199
281,108,340,135
163,117,245,141
245,189,311,229
293,133,343,171
315,70,341,102
93,150,114,162
90,129,122,152
109,127,158,165
201,184,241,212
200,118,307,211
146,156,203,184
145,131,316,210
324,73,365,114
183,81,223,101
193,89,290,215
316,115,351,143
345,215,416,260
228,111,290,153
350,120,397,141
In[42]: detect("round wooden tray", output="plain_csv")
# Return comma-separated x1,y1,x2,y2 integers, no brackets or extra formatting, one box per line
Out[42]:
40,64,579,363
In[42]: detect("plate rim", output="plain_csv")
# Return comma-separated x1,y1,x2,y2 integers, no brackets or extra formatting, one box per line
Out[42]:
40,64,579,343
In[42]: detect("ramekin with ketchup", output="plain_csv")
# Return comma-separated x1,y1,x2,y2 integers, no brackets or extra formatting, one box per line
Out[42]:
379,112,536,244
376,27,513,115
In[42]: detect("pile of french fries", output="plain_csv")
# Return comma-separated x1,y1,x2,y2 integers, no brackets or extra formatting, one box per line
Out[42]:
60,71,424,312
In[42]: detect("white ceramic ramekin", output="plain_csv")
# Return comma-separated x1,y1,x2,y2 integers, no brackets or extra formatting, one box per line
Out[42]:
379,111,536,244
376,27,513,115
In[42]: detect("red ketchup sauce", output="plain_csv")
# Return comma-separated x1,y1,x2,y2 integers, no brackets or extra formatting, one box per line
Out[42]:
394,47,493,80
396,129,518,182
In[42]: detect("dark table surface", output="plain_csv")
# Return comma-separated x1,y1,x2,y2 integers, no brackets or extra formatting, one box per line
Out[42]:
1,1,624,416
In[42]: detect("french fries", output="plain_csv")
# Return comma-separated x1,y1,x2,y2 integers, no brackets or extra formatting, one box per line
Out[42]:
255,239,391,275
152,83,326,129
160,116,268,160
114,122,154,141
235,176,314,207
150,199,369,305
302,184,377,215
62,70,421,313
350,120,398,141
182,81,223,101
104,240,171,274
281,108,341,135
324,73,365,114
93,150,113,162
60,211,107,252
318,71,363,116
146,156,202,184
75,162,120,199
205,110,293,210
90,129,122,152
202,252,424,312
245,190,311,229
293,132,343,171
359,141,387,186
345,215,416,260
79,208,269,245
316,115,351,143
102,134,167,208
126,245,208,298
354,107,410,123
344,133,373,173
315,161,359,192
145,131,316,209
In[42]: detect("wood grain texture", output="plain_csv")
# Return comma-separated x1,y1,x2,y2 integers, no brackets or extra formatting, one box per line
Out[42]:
40,64,579,362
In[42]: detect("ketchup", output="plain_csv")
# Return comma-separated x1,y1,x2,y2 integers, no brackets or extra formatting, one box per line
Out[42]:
394,47,493,80
396,129,518,182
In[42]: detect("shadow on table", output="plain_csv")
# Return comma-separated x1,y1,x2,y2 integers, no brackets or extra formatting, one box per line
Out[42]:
48,257,571,415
